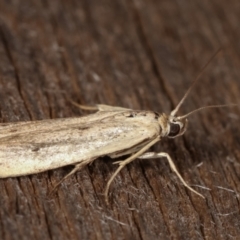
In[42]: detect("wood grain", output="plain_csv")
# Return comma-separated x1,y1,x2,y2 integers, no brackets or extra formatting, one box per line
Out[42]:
0,0,240,239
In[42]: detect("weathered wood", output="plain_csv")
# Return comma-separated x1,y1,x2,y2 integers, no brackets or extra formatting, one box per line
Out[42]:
0,0,240,239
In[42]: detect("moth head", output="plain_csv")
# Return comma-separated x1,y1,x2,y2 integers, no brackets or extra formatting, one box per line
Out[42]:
167,116,188,138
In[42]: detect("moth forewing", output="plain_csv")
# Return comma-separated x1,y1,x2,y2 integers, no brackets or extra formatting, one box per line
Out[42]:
0,111,123,138
0,110,160,178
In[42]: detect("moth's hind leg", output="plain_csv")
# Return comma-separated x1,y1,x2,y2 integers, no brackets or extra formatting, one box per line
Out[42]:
138,152,205,198
67,98,130,112
67,99,99,111
96,104,131,111
50,158,95,195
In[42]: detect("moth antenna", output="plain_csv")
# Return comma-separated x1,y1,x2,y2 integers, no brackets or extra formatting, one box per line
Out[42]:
170,48,221,117
177,103,238,120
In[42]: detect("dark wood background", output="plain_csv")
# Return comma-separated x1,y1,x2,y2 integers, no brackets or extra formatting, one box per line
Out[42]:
0,0,240,239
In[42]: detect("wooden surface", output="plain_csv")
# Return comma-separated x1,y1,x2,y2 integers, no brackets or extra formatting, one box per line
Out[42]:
0,0,240,239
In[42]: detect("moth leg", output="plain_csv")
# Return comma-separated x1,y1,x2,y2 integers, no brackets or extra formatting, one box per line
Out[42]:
67,98,99,111
67,98,130,112
96,104,131,111
50,158,95,195
138,152,205,198
104,137,160,204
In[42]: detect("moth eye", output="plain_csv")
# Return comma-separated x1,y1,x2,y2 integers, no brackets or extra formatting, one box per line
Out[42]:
168,123,180,137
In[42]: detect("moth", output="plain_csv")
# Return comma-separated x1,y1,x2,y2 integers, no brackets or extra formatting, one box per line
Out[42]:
0,51,235,203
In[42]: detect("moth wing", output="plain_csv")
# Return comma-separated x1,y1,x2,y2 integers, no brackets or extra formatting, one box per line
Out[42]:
0,111,160,177
0,111,125,139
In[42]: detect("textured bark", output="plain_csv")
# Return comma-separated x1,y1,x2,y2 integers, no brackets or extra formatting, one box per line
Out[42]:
0,0,240,239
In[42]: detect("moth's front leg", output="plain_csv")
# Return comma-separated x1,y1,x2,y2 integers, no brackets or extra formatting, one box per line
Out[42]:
104,137,160,204
138,152,204,198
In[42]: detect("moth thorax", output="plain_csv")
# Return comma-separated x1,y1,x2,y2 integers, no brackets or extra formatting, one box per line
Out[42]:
158,113,170,137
